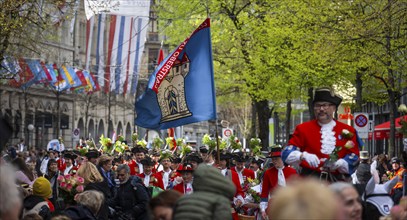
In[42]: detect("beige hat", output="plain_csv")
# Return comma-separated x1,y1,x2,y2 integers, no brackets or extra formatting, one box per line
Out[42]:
360,151,369,160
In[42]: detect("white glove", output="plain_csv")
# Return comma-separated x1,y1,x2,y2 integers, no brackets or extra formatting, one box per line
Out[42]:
302,151,320,168
259,201,268,212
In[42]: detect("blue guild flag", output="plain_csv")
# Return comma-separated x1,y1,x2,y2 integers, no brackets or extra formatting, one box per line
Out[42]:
135,18,216,130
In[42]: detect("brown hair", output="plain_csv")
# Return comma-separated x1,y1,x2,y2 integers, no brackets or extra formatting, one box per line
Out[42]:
12,157,34,181
76,162,103,185
98,155,113,167
149,190,182,210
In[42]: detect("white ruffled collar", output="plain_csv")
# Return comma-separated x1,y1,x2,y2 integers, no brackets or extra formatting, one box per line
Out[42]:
319,120,336,155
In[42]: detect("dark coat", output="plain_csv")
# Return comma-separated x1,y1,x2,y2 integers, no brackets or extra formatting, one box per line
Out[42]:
112,176,150,220
23,195,51,220
85,181,112,220
64,205,97,220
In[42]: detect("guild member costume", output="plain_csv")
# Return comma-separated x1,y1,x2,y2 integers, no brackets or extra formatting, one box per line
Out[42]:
173,164,194,195
260,146,298,214
282,88,361,178
231,155,255,187
129,147,147,175
137,157,164,190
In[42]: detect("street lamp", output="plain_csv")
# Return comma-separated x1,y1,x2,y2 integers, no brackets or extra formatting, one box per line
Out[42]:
27,124,34,149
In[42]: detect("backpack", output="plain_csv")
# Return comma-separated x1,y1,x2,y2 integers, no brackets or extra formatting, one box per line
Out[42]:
130,176,152,199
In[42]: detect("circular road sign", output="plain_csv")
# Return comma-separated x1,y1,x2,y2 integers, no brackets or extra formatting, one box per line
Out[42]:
223,128,233,138
355,114,368,127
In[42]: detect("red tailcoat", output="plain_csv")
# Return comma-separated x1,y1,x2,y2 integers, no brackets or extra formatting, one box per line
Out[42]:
57,158,66,172
137,172,164,190
260,166,298,199
128,160,141,176
231,167,255,186
288,120,360,172
224,169,245,198
173,181,193,195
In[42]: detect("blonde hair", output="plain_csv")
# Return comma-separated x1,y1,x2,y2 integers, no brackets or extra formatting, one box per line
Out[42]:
76,162,103,184
75,190,105,215
269,178,338,219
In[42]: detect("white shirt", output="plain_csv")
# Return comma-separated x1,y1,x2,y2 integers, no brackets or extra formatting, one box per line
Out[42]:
162,170,171,189
236,169,244,186
221,168,227,176
143,173,150,186
137,162,144,174
185,182,193,195
64,165,73,175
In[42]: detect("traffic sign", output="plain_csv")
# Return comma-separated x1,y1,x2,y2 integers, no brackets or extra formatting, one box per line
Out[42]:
354,113,369,139
222,128,233,138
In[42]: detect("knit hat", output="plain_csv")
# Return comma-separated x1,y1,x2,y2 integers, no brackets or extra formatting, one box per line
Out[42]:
33,177,52,198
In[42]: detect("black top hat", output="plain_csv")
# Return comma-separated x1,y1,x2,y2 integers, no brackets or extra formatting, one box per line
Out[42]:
132,147,147,154
185,153,203,164
171,157,182,164
141,157,155,166
251,158,265,166
233,153,246,163
268,146,282,158
85,150,100,159
199,146,209,153
64,153,76,160
313,87,343,107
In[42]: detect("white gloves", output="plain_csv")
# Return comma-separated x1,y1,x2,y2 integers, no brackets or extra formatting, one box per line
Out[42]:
259,201,268,212
302,151,320,168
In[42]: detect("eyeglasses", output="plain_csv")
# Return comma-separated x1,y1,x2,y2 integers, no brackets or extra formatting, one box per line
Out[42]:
314,103,334,110
117,174,126,177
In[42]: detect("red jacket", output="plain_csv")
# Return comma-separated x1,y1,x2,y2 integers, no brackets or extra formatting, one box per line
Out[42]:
173,181,193,195
260,166,298,199
223,169,244,198
128,160,141,176
137,172,164,190
231,167,255,186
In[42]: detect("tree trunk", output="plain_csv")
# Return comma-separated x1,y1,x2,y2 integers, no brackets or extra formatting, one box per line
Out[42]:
308,87,315,119
255,100,270,150
250,101,257,139
285,100,292,145
355,71,363,112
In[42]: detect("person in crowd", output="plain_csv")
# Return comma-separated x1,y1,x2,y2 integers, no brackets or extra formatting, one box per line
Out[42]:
231,154,255,187
352,151,372,195
97,154,116,195
8,144,17,160
64,190,105,220
199,146,215,166
149,190,182,220
156,151,175,190
138,156,164,190
35,150,46,176
260,146,298,219
376,153,391,183
173,164,236,220
282,87,361,180
85,150,100,165
215,152,245,211
329,182,362,220
40,150,57,176
22,177,54,219
76,161,111,220
18,138,26,152
129,146,147,175
390,157,405,204
112,164,150,220
249,158,264,181
44,159,60,206
184,153,203,170
0,164,23,220
61,153,75,175
12,157,36,186
173,163,195,195
170,157,182,172
269,178,339,219
151,151,162,173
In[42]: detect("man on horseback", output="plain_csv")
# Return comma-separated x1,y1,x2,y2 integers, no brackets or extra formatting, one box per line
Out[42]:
282,87,361,182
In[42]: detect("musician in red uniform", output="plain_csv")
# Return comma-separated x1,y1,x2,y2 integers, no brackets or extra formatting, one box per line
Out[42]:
260,146,298,219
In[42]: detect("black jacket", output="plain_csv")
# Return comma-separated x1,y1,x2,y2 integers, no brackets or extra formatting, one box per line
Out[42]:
64,205,97,220
85,181,112,220
23,195,51,220
112,176,150,220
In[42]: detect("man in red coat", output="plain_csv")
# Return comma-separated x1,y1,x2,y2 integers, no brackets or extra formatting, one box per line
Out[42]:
231,154,255,187
282,87,361,180
137,156,164,190
260,146,298,219
128,146,147,175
